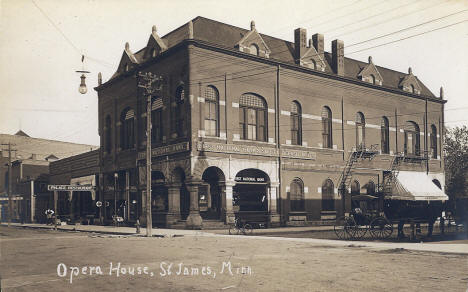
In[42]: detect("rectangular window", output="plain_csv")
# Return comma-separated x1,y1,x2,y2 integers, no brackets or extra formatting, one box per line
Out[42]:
258,110,265,142
239,108,246,139
247,108,257,140
204,102,218,136
151,109,163,144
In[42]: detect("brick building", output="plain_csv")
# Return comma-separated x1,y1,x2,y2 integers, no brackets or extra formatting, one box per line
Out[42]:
0,131,98,222
95,17,446,229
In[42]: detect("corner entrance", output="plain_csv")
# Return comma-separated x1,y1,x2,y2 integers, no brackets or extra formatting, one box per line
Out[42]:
233,169,269,225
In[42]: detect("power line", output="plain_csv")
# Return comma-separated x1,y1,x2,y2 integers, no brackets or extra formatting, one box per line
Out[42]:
270,0,363,34
347,8,468,48
30,0,114,69
346,19,468,55
323,0,424,34
330,0,448,38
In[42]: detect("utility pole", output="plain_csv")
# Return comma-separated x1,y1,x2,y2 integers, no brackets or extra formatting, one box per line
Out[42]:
138,72,163,237
1,143,16,227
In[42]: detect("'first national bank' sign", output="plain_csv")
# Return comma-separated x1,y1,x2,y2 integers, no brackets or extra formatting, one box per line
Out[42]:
47,185,95,191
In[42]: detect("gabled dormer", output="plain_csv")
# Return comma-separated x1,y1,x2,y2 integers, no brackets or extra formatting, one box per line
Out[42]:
358,56,383,85
298,39,326,71
117,42,139,74
235,21,271,58
144,25,168,59
399,67,421,95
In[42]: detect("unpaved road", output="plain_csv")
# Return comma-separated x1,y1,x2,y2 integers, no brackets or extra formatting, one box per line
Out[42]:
1,226,467,291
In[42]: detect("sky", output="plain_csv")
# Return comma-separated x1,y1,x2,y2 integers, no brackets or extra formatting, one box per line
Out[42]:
0,0,467,146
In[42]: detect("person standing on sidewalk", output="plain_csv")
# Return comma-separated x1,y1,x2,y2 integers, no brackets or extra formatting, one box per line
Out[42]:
45,209,55,225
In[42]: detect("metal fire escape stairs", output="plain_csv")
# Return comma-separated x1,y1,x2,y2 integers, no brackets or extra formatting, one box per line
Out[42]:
381,154,404,196
338,145,379,199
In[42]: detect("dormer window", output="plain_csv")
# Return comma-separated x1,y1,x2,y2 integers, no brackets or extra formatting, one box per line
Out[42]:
151,48,157,58
249,44,259,56
371,74,376,85
124,64,129,72
411,84,415,94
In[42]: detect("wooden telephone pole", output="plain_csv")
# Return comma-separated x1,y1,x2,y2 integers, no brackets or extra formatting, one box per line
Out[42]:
138,72,163,237
1,143,16,227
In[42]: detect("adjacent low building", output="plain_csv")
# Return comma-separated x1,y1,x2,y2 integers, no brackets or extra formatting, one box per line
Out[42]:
0,131,98,223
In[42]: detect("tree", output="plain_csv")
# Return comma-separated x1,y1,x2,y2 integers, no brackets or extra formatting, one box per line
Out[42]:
444,126,468,199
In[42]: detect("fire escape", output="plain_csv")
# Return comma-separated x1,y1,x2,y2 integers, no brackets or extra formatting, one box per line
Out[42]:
337,145,379,197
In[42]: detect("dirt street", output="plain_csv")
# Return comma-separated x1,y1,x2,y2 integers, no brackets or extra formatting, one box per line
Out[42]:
1,226,467,291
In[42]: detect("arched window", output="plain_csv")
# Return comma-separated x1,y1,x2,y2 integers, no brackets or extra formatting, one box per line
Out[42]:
355,112,365,149
322,179,335,211
291,101,302,145
120,108,135,150
239,93,267,141
430,124,437,159
381,116,390,154
322,106,332,148
351,180,360,195
410,84,415,94
404,121,420,156
175,86,185,137
105,115,112,154
249,44,259,56
204,86,219,136
310,59,317,70
151,96,163,144
370,74,376,85
290,178,304,212
151,48,157,58
366,181,375,195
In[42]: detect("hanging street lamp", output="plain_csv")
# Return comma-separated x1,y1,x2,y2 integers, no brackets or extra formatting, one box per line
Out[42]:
76,55,90,94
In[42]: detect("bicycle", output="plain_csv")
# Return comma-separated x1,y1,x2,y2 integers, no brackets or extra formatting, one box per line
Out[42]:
229,218,253,235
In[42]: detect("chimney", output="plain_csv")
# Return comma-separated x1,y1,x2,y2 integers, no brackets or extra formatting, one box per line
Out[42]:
312,33,324,59
332,39,344,76
294,28,307,62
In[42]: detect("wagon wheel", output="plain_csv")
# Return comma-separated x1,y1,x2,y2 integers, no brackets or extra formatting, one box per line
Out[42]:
242,224,253,235
229,224,240,235
334,216,357,240
353,222,369,239
370,216,393,239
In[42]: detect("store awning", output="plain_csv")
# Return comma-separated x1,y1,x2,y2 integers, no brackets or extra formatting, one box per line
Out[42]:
386,171,448,201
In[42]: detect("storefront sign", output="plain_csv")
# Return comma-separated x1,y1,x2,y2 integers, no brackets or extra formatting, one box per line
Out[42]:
138,142,189,160
197,142,316,160
198,142,278,157
235,176,266,182
47,185,95,191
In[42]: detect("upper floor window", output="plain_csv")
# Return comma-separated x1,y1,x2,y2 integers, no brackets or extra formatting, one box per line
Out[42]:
249,44,259,56
291,101,302,145
239,93,267,141
430,124,437,159
366,181,375,195
351,180,360,195
175,85,185,137
404,121,420,156
120,108,135,150
151,97,164,145
290,178,305,212
355,112,366,149
322,106,332,148
371,74,376,85
381,116,390,154
105,115,112,154
204,86,219,137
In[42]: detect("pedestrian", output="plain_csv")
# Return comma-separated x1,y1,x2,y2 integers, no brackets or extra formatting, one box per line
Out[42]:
45,209,55,225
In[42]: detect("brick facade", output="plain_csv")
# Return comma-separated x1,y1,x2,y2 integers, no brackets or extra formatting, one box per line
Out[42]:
95,17,445,228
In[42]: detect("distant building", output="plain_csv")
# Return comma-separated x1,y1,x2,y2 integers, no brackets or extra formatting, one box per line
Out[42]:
92,17,447,228
0,131,98,222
